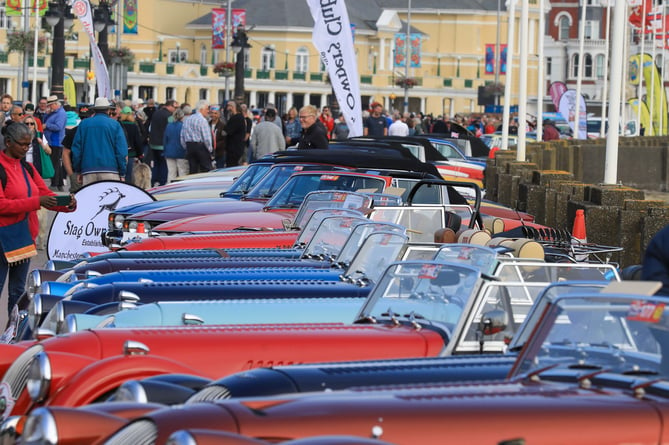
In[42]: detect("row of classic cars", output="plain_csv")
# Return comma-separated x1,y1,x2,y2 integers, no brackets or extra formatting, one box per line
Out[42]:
0,138,655,444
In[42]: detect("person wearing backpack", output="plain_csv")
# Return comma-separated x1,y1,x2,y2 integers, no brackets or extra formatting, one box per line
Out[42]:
0,123,76,315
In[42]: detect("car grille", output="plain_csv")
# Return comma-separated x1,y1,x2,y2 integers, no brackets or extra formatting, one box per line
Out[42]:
104,419,157,445
186,385,231,403
2,345,43,401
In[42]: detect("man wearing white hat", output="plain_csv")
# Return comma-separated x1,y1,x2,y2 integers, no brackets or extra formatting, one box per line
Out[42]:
69,97,128,186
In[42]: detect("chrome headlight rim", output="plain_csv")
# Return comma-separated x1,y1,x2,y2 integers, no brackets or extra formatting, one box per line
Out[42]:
166,430,196,445
113,380,148,404
28,295,42,331
112,214,126,230
26,270,41,299
26,352,51,403
21,407,57,445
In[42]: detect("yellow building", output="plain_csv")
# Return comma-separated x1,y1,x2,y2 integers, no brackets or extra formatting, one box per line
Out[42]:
0,0,540,118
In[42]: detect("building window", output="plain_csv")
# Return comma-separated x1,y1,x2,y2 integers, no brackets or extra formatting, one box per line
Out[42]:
165,87,174,100
199,88,207,100
584,20,599,39
559,16,570,41
0,6,8,29
572,53,580,77
546,57,552,76
200,45,207,66
584,53,593,77
261,46,275,71
296,47,308,73
595,54,605,78
169,50,187,64
138,86,154,99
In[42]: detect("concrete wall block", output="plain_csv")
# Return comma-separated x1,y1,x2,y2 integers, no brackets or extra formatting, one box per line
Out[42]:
521,184,546,222
555,144,575,174
508,162,538,181
497,174,515,207
641,207,669,253
616,144,667,190
556,182,587,201
588,185,645,206
555,192,571,230
619,209,645,268
531,170,573,186
545,189,559,227
484,165,500,201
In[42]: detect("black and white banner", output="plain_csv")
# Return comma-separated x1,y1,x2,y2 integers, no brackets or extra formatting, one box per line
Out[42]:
307,0,362,137
47,181,154,260
71,0,112,98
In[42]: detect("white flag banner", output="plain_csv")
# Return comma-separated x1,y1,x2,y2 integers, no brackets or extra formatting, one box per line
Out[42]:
71,0,111,98
306,0,362,137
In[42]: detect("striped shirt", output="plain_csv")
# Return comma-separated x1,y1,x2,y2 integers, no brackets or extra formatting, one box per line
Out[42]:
180,112,213,153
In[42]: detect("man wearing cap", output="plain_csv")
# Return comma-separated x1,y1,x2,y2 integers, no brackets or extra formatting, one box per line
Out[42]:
43,94,67,190
69,97,127,186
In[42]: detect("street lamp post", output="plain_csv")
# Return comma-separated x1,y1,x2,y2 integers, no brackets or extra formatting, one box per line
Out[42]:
93,0,113,65
45,0,73,99
176,42,181,63
231,27,251,103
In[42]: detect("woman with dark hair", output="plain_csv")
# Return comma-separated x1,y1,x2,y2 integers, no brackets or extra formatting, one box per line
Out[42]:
0,123,76,315
119,106,144,184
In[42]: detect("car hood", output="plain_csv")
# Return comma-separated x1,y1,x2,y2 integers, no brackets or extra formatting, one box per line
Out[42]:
153,210,295,233
128,200,264,222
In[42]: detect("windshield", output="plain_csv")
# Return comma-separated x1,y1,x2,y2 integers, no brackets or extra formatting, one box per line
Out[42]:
266,173,387,209
430,141,466,160
510,294,669,379
356,261,481,333
244,164,347,200
221,163,273,197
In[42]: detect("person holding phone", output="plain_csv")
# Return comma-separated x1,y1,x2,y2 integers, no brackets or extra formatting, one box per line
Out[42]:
0,123,76,315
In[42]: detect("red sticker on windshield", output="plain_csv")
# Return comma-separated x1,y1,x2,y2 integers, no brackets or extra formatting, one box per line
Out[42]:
418,264,439,279
627,301,665,323
320,175,340,181
332,192,346,202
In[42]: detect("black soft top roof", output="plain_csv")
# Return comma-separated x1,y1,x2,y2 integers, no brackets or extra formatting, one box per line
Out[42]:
257,144,441,177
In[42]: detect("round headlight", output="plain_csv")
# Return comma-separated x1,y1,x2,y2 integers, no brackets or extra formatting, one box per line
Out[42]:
21,408,57,445
28,295,41,331
26,353,51,403
166,430,196,445
26,270,41,299
113,214,125,230
114,380,147,403
127,221,138,233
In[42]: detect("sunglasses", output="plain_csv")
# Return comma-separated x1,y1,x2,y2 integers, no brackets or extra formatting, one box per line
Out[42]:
25,122,35,126
13,112,24,116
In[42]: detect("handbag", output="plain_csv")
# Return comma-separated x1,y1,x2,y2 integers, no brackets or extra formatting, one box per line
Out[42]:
0,218,37,264
0,162,37,264
39,146,55,179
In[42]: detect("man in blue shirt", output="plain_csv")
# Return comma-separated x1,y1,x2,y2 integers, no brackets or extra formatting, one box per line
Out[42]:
43,95,67,190
70,97,128,186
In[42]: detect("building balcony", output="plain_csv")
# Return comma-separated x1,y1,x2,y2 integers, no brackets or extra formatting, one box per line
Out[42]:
0,52,7,64
310,72,323,81
245,69,252,78
166,64,174,74
361,75,373,84
200,65,208,76
27,56,45,67
73,58,89,69
293,71,306,80
275,70,288,80
257,70,270,79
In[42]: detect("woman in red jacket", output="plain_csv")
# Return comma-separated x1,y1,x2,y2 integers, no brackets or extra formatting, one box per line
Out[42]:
0,123,76,315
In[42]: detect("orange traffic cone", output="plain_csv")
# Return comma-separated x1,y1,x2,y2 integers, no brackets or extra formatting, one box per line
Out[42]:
572,209,587,243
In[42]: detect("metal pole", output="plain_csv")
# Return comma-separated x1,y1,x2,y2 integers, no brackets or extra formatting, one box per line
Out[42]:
31,0,39,104
574,0,587,139
604,0,626,184
535,0,545,141
495,0,501,97
403,0,411,114
600,0,612,138
51,3,65,99
225,0,232,102
501,0,516,151
517,0,528,161
22,0,30,102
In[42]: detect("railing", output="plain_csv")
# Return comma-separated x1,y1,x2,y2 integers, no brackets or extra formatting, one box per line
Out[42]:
293,71,306,80
244,68,252,78
138,62,155,73
200,66,208,76
28,56,45,67
310,72,323,81
275,70,288,80
464,79,473,88
443,78,453,87
166,64,174,74
257,70,270,79
361,75,372,84
0,53,7,64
